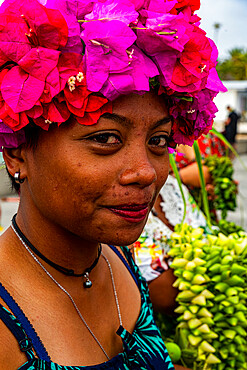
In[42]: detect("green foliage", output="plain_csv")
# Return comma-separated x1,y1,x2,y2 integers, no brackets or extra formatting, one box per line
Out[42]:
204,155,238,220
216,48,247,80
191,151,238,222
213,220,244,236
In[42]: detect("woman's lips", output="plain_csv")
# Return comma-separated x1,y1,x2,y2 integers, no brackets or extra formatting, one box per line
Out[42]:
107,204,149,223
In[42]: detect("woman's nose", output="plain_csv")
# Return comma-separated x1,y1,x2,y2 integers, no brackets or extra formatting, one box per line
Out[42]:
119,152,157,187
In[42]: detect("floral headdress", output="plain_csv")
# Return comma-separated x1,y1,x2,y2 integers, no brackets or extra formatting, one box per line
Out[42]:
0,0,226,150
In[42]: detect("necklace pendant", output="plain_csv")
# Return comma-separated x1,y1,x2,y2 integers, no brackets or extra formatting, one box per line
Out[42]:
83,272,92,288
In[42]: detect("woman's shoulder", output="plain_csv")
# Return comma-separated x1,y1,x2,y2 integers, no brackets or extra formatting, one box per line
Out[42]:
0,299,29,369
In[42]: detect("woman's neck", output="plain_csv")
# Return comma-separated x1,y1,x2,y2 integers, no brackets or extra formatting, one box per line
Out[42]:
14,205,100,277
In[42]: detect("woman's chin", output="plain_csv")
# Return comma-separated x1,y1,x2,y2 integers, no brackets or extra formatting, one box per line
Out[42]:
100,229,144,247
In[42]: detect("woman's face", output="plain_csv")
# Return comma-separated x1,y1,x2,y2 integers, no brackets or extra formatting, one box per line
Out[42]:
23,92,172,245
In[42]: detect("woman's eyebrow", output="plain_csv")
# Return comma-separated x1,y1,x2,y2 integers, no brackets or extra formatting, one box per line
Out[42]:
100,112,132,127
100,113,172,128
152,117,172,129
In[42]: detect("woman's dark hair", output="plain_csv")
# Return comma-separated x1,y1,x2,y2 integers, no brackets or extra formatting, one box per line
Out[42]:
7,116,76,193
7,119,43,193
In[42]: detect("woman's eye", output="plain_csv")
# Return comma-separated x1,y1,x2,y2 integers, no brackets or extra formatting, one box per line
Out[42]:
149,135,168,148
88,133,122,145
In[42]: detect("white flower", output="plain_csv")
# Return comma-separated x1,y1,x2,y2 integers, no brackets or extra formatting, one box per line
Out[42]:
67,76,76,92
68,76,76,84
69,84,76,92
76,72,84,82
45,119,53,125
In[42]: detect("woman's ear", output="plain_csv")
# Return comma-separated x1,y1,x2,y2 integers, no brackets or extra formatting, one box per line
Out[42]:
3,146,28,180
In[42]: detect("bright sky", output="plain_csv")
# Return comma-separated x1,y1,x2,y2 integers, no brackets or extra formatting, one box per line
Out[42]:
198,0,247,60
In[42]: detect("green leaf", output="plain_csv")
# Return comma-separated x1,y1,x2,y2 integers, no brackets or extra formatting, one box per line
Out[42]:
210,128,247,171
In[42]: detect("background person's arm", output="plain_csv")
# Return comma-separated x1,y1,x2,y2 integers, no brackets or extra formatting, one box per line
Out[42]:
174,365,191,370
148,268,178,315
179,162,211,188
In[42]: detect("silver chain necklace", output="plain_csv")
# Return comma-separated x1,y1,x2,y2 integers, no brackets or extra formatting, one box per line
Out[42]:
11,224,123,360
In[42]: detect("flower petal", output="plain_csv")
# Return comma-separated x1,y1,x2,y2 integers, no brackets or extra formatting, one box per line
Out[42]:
18,47,60,81
85,0,138,25
0,121,26,149
0,14,31,64
81,19,136,91
1,66,44,113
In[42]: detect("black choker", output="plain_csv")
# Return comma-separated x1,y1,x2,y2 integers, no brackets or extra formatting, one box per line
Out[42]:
12,214,102,288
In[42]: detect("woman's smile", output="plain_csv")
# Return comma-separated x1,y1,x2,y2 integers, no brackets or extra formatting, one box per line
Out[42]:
105,203,150,223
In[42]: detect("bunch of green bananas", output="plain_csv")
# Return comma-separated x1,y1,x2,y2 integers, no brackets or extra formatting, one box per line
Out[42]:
167,223,247,370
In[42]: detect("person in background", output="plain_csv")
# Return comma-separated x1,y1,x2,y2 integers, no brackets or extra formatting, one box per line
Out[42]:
224,105,241,155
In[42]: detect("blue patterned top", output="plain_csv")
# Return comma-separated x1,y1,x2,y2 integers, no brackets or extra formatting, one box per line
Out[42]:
0,246,174,370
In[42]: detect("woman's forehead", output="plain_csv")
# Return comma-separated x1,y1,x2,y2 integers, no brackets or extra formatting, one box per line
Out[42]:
112,92,169,115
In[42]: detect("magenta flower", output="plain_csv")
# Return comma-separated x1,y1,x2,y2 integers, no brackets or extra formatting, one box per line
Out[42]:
85,0,138,24
146,0,177,14
136,12,193,56
45,0,90,54
167,26,214,93
0,121,26,150
206,67,227,93
0,0,68,113
44,0,96,20
81,19,137,91
100,45,158,100
128,0,146,11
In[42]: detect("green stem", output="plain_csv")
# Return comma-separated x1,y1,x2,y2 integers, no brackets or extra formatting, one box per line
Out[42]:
193,141,212,230
169,153,187,226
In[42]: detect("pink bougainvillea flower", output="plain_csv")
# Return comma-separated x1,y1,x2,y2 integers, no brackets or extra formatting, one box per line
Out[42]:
77,101,112,126
166,0,200,15
0,89,30,131
0,0,69,115
18,47,60,81
169,86,220,145
45,0,96,21
128,0,146,11
145,0,177,14
171,116,195,146
45,0,86,54
85,0,138,25
0,121,26,150
174,0,200,12
81,19,137,91
0,15,30,65
100,45,159,100
57,52,84,90
168,26,213,93
1,66,45,113
206,67,227,93
136,12,193,56
0,0,68,50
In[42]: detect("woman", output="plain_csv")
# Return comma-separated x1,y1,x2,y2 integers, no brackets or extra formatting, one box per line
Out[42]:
0,0,225,368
